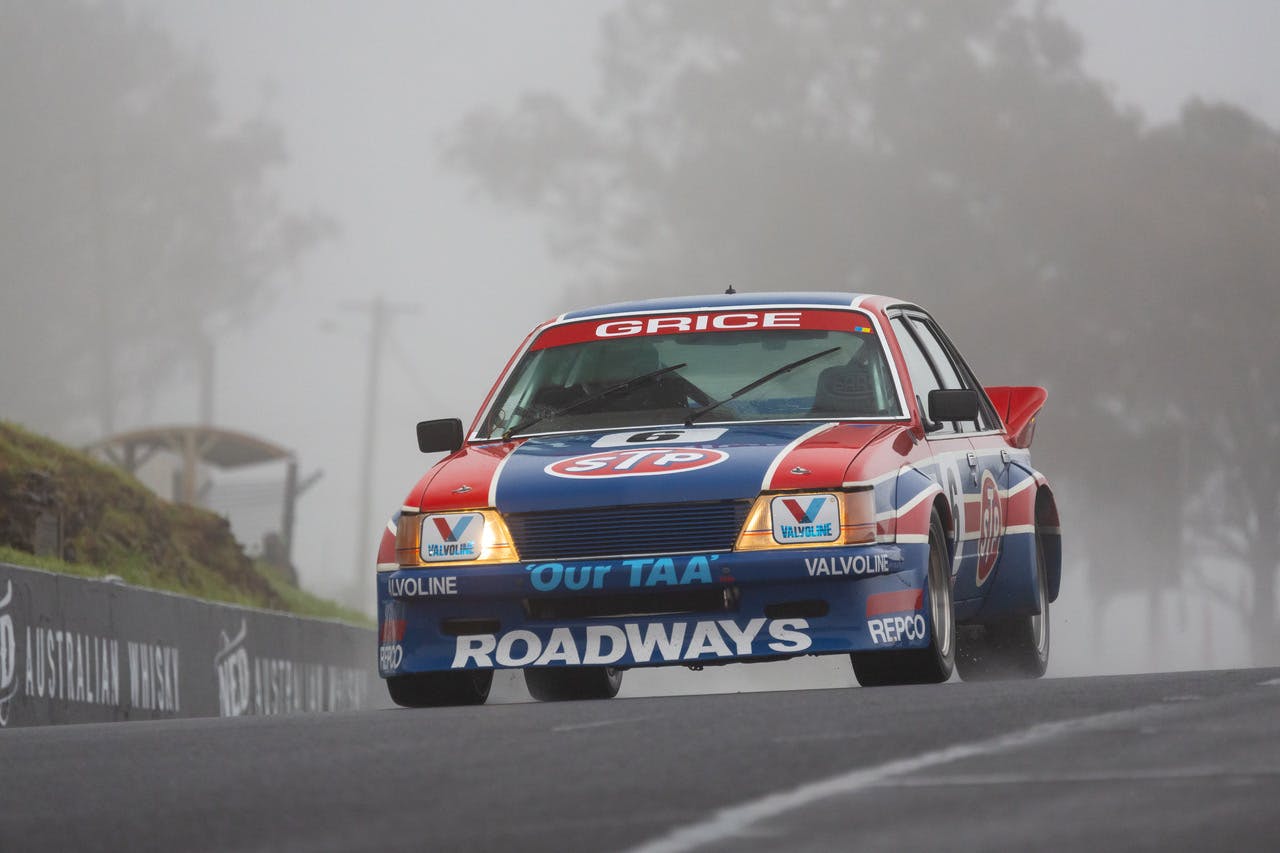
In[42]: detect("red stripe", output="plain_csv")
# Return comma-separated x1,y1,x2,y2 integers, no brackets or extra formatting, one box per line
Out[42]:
866,589,923,617
532,309,875,350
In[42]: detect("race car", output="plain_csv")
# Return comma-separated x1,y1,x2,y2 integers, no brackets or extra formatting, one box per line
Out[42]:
376,292,1061,706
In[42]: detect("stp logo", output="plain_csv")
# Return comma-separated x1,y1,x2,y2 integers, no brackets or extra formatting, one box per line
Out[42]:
974,471,1004,586
546,447,728,478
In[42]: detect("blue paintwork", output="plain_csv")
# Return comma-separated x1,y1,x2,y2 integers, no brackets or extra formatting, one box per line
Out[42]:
493,423,823,513
377,542,932,675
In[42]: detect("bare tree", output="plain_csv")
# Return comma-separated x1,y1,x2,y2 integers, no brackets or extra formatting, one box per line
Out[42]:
0,0,332,435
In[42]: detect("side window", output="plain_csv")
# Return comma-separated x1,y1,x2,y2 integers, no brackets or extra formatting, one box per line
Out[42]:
890,316,957,435
909,318,963,390
911,316,998,432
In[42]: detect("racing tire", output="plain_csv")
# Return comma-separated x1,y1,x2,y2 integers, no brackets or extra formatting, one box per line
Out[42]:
850,509,955,687
955,527,1051,681
386,670,493,708
524,666,624,701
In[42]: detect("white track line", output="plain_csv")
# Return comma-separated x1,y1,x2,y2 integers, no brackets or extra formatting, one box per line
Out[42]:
552,717,649,733
625,705,1165,853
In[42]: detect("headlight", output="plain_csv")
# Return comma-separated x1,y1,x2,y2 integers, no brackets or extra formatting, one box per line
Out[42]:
393,509,519,568
735,489,876,551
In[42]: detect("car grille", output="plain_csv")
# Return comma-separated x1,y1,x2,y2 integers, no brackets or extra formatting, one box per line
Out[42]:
505,500,751,561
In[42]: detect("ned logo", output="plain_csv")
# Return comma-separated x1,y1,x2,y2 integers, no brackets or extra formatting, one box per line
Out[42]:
771,494,840,544
214,619,251,717
0,581,16,727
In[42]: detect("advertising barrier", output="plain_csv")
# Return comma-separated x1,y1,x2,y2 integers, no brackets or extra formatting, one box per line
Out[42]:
0,561,386,728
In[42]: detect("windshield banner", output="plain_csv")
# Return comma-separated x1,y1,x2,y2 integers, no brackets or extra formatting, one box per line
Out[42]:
531,309,875,350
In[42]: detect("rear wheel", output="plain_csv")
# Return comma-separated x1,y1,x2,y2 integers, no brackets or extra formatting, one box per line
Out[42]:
387,670,493,707
850,509,955,687
955,528,1051,681
524,666,624,701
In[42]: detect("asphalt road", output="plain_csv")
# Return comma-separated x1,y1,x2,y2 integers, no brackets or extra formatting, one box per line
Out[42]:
1,667,1278,852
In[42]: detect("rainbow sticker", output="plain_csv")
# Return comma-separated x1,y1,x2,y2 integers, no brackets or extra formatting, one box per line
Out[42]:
854,326,872,334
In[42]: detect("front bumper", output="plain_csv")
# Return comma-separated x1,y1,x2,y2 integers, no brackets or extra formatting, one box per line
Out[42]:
376,542,933,676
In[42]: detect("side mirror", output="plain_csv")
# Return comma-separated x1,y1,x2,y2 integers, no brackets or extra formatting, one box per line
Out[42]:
928,389,979,423
417,418,464,454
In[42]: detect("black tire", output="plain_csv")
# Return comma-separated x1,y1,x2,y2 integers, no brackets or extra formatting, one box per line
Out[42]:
955,528,1051,681
524,666,624,701
387,670,493,707
850,509,955,687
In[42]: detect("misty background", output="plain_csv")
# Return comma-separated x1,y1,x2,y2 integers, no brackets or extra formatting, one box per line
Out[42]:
3,1,1277,687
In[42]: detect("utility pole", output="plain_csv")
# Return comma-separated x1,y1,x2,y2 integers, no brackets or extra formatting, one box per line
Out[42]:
341,294,420,612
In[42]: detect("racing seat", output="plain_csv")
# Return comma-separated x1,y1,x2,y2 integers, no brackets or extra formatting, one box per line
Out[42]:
811,362,878,417
582,339,687,411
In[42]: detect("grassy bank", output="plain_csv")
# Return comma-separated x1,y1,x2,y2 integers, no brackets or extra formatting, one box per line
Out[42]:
0,421,368,626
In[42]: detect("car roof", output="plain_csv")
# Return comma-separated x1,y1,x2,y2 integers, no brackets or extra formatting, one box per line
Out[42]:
557,291,905,321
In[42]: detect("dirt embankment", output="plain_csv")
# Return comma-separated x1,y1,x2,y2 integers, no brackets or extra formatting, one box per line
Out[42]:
0,421,300,612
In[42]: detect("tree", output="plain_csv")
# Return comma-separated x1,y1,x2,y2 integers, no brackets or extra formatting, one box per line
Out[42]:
448,1,1280,662
0,1,331,435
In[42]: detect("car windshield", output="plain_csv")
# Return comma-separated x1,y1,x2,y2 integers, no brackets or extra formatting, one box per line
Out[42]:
477,311,904,439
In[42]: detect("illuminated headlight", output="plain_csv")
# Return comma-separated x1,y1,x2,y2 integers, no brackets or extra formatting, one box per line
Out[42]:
735,489,876,551
393,509,519,568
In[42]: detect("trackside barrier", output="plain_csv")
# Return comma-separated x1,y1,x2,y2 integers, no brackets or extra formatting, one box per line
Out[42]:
0,561,387,728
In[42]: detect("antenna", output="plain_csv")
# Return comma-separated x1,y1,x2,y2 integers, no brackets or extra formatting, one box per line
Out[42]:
725,286,737,295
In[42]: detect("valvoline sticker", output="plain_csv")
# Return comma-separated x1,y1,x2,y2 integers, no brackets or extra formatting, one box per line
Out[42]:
545,447,729,479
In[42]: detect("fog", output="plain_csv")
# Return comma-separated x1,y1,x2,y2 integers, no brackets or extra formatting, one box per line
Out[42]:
3,1,1277,688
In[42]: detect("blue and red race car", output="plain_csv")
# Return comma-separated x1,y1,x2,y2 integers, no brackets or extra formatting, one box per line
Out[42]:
376,292,1061,705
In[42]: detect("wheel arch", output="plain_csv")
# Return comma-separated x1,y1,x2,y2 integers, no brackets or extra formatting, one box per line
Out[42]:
932,494,956,562
1036,484,1062,603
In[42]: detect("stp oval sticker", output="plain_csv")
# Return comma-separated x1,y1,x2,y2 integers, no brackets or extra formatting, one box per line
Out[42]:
974,470,1004,586
545,447,729,479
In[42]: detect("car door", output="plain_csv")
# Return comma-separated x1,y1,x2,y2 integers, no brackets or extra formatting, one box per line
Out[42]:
904,313,1010,600
888,314,976,583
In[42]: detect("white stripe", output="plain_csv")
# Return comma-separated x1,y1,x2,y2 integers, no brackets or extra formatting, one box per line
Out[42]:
874,484,941,522
386,520,398,534
624,706,1165,853
760,423,837,489
849,294,868,309
487,450,516,508
1004,524,1037,536
894,534,930,544
1005,476,1037,499
400,505,417,514
842,467,901,489
478,414,910,443
376,562,399,572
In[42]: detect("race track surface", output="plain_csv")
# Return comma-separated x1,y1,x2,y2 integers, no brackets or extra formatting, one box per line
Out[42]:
2,667,1278,852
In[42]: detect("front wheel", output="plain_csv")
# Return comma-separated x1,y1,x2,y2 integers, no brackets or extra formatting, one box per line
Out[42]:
955,528,1051,681
387,670,493,707
850,508,955,687
524,667,624,701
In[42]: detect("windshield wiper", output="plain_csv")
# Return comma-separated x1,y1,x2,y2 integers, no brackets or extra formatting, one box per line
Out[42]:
503,363,688,440
683,347,841,427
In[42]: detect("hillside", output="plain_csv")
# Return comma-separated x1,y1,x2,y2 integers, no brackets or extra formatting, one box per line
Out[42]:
0,421,365,623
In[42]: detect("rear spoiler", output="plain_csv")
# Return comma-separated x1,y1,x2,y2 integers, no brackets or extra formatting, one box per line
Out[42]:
984,386,1046,449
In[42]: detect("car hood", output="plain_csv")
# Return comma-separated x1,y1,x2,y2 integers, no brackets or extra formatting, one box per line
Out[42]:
460,422,889,514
